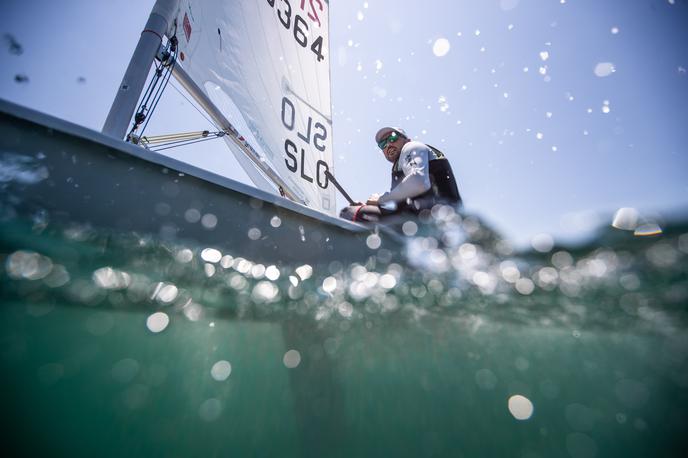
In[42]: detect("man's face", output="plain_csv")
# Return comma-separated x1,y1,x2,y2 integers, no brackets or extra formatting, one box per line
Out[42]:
379,132,405,163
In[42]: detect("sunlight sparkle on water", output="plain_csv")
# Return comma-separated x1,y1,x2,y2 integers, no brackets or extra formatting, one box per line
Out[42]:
531,233,554,252
6,250,53,280
366,234,381,250
210,360,232,381
265,265,280,281
323,276,337,293
508,395,534,420
220,255,234,268
93,267,131,290
146,312,169,333
201,248,222,263
515,278,535,295
475,369,498,390
283,349,301,368
402,221,418,236
154,283,178,303
248,228,262,240
111,358,140,384
252,281,279,302
295,264,313,280
175,248,193,263
201,213,217,229
379,274,397,289
184,208,201,223
500,261,521,283
199,398,222,422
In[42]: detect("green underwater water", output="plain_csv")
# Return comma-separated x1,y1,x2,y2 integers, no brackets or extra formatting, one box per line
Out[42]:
1,213,688,458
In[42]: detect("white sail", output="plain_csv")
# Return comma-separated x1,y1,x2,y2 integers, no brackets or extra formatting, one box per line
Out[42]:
172,0,336,215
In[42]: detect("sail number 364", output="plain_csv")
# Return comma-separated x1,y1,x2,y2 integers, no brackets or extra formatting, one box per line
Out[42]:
266,0,326,63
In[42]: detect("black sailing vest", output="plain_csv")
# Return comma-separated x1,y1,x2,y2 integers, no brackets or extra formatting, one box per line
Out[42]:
390,144,462,212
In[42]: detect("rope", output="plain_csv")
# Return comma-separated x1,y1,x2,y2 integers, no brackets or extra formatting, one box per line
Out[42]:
127,36,178,141
139,47,177,135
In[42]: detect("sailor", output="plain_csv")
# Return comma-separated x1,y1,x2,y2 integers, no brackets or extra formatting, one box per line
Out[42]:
340,127,462,222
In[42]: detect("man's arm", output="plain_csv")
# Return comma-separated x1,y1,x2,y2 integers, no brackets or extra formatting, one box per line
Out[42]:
378,142,432,205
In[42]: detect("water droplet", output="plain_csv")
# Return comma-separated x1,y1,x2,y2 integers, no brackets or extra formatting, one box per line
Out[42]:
432,38,451,57
612,207,639,230
594,62,616,77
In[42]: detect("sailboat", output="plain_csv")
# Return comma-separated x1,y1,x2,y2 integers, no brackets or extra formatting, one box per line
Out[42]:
0,0,402,266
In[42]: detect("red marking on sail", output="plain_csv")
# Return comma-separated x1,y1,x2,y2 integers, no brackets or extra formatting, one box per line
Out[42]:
300,0,324,27
183,13,192,42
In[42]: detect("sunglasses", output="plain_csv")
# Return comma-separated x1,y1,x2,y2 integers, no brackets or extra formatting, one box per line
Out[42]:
377,131,400,150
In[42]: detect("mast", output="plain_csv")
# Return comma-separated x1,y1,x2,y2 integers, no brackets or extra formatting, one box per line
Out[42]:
102,0,179,139
102,0,310,206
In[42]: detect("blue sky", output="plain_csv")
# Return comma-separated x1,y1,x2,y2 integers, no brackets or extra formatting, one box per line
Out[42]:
1,0,687,247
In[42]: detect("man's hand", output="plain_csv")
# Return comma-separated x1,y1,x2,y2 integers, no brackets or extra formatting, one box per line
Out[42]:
366,194,380,206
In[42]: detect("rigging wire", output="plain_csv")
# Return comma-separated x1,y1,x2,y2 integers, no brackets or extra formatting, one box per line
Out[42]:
126,36,178,142
168,80,221,131
139,46,177,135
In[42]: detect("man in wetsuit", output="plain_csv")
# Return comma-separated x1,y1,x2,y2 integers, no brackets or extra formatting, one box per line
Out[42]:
339,127,461,222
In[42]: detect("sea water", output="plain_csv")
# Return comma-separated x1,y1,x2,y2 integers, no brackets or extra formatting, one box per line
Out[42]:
1,207,687,457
